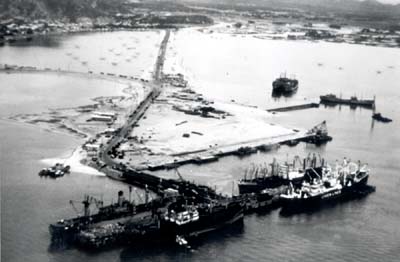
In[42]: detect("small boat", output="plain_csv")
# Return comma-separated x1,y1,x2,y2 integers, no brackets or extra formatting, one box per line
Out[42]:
38,163,70,178
286,139,300,147
234,146,257,157
320,94,375,108
272,73,298,93
372,113,392,123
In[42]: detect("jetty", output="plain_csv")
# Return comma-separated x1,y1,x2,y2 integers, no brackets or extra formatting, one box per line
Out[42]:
267,103,319,112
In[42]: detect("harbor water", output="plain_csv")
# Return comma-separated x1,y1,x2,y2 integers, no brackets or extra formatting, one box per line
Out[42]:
1,29,400,261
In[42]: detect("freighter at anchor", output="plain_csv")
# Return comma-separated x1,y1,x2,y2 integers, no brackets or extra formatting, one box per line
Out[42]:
320,94,375,108
272,73,298,93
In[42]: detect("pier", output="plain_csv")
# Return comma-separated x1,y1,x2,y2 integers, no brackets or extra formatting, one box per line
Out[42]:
98,30,170,176
267,102,319,112
131,128,324,172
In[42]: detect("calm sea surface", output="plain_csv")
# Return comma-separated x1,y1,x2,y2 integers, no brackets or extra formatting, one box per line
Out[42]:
1,29,400,262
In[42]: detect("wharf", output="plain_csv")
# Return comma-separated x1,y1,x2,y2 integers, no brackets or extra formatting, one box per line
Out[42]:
133,129,319,172
267,103,319,112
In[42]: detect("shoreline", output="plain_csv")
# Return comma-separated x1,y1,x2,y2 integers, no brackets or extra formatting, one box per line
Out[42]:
41,146,106,176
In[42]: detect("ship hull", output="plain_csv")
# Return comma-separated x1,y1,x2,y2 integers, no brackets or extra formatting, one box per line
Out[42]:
238,176,304,195
75,200,244,249
162,201,244,241
272,80,298,93
320,96,375,108
280,175,371,214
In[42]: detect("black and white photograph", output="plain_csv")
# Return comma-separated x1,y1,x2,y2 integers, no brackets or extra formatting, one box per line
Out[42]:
0,0,399,261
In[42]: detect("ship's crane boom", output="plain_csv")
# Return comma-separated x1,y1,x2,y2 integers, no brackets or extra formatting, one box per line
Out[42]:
175,168,184,181
69,195,103,217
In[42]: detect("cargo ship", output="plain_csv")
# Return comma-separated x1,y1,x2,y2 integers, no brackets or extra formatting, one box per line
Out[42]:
238,154,325,195
76,195,244,248
320,94,375,108
272,74,298,93
38,163,70,178
162,196,244,245
49,190,153,246
280,158,374,213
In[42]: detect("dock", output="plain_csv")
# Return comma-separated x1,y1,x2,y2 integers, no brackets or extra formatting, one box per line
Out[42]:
267,103,319,112
131,126,327,172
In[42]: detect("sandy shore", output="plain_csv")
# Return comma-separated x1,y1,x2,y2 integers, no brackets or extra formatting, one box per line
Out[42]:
41,146,105,176
3,66,153,175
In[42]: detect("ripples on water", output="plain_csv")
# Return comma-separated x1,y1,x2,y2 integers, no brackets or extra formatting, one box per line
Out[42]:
1,29,400,262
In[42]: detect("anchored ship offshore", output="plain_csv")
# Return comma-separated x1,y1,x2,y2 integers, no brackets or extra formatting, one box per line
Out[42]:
272,73,298,93
320,94,375,108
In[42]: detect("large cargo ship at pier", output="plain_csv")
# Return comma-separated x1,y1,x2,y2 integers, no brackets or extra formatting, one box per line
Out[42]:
280,158,374,213
238,154,325,195
76,195,244,248
49,190,154,246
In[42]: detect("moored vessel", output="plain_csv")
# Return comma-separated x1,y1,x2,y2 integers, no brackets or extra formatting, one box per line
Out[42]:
238,154,325,195
76,195,244,249
162,196,244,245
280,158,374,213
38,163,70,178
49,190,150,246
372,113,392,123
320,94,375,108
272,73,298,93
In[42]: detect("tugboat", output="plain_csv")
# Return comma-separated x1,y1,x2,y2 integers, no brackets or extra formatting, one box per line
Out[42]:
372,113,392,123
320,94,375,108
272,73,298,93
280,158,374,213
38,163,70,178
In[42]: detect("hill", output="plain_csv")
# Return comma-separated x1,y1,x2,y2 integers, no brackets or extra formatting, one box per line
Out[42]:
0,0,127,21
183,0,400,17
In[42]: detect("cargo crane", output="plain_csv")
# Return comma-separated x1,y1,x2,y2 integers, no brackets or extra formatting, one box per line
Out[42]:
175,168,184,181
69,195,103,217
305,121,332,144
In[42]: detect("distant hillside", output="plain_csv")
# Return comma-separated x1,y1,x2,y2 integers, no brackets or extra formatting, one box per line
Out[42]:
182,0,400,17
0,0,127,21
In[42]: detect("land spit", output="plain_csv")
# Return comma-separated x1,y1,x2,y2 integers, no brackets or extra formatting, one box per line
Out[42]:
107,78,322,173
4,29,327,181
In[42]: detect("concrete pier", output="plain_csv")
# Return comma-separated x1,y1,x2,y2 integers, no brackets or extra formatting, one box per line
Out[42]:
267,103,319,112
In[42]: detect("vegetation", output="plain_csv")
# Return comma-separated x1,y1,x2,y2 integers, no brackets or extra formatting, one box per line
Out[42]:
0,0,126,21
